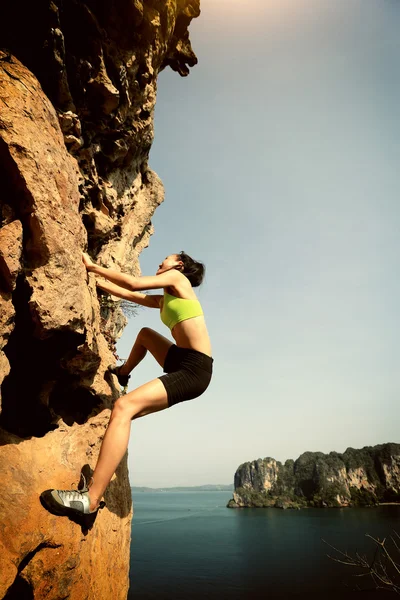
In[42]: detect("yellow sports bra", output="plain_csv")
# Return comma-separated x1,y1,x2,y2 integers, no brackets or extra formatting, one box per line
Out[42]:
160,291,203,331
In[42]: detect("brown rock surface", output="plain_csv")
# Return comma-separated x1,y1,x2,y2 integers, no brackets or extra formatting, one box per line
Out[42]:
0,220,23,292
0,1,200,598
0,413,131,600
0,221,23,403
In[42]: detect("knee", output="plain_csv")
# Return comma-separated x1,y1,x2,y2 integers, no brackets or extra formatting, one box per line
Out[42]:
137,327,154,343
112,396,139,421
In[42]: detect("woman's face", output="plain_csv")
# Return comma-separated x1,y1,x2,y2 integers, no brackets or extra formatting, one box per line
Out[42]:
156,254,182,275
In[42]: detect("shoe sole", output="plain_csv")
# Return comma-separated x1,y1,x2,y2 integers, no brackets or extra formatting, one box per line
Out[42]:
40,490,104,518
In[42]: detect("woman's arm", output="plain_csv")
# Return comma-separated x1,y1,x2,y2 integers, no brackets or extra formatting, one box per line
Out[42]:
83,253,181,291
96,279,162,308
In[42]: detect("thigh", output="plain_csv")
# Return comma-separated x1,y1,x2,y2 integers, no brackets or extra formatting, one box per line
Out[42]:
140,328,173,368
117,378,169,420
159,367,212,406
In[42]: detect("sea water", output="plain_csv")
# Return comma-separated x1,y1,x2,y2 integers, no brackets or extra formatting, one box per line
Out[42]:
129,492,399,599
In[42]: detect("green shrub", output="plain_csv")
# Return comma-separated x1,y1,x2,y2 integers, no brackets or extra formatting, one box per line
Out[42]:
349,486,378,506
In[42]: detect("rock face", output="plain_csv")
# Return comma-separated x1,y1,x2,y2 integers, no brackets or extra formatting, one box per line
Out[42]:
0,1,199,598
228,443,400,509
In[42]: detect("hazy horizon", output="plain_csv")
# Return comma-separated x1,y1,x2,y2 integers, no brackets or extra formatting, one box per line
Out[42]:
117,0,400,487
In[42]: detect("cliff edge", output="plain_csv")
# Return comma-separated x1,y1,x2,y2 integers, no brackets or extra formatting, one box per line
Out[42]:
0,1,200,598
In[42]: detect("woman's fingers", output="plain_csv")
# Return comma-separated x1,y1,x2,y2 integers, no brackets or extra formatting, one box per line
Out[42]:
82,252,94,270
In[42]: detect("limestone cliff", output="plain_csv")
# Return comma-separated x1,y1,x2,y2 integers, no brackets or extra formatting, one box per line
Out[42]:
0,1,200,598
228,443,400,509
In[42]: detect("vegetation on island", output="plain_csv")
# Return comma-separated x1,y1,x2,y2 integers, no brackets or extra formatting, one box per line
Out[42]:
227,443,400,509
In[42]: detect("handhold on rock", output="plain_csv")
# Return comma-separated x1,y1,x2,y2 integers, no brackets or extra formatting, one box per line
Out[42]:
0,220,23,292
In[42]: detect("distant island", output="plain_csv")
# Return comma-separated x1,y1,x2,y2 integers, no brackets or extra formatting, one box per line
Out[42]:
132,484,233,493
227,443,400,509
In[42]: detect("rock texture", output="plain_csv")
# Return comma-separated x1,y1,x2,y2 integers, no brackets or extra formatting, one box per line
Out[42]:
0,416,131,600
0,1,200,598
228,443,400,509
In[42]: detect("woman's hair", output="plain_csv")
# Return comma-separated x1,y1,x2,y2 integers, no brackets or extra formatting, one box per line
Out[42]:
177,251,205,287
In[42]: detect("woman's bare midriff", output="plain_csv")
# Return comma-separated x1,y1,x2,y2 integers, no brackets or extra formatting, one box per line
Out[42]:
170,316,212,357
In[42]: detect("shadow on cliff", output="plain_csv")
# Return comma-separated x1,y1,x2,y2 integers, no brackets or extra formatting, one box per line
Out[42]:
80,462,132,521
0,265,117,444
0,274,116,444
0,139,112,444
3,573,34,600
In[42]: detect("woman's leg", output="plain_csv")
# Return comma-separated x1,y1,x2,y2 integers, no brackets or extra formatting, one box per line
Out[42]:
87,378,169,511
118,327,173,376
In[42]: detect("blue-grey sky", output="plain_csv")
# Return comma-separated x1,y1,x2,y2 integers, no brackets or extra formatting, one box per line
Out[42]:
118,0,400,487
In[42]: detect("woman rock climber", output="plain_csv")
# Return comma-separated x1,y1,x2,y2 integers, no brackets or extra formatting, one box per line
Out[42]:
41,251,213,516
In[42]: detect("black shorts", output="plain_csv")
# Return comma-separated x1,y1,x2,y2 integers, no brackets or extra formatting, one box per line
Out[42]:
158,345,213,407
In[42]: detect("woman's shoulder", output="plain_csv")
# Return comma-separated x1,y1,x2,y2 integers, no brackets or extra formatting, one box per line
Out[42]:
166,276,198,301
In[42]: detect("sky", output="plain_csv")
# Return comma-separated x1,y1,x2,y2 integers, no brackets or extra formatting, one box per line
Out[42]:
117,0,400,487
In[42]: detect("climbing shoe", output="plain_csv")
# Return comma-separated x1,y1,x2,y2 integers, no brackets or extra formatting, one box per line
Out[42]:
40,474,105,517
108,364,130,388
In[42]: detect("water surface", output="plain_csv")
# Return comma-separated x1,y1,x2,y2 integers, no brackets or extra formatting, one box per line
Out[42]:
129,492,399,599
